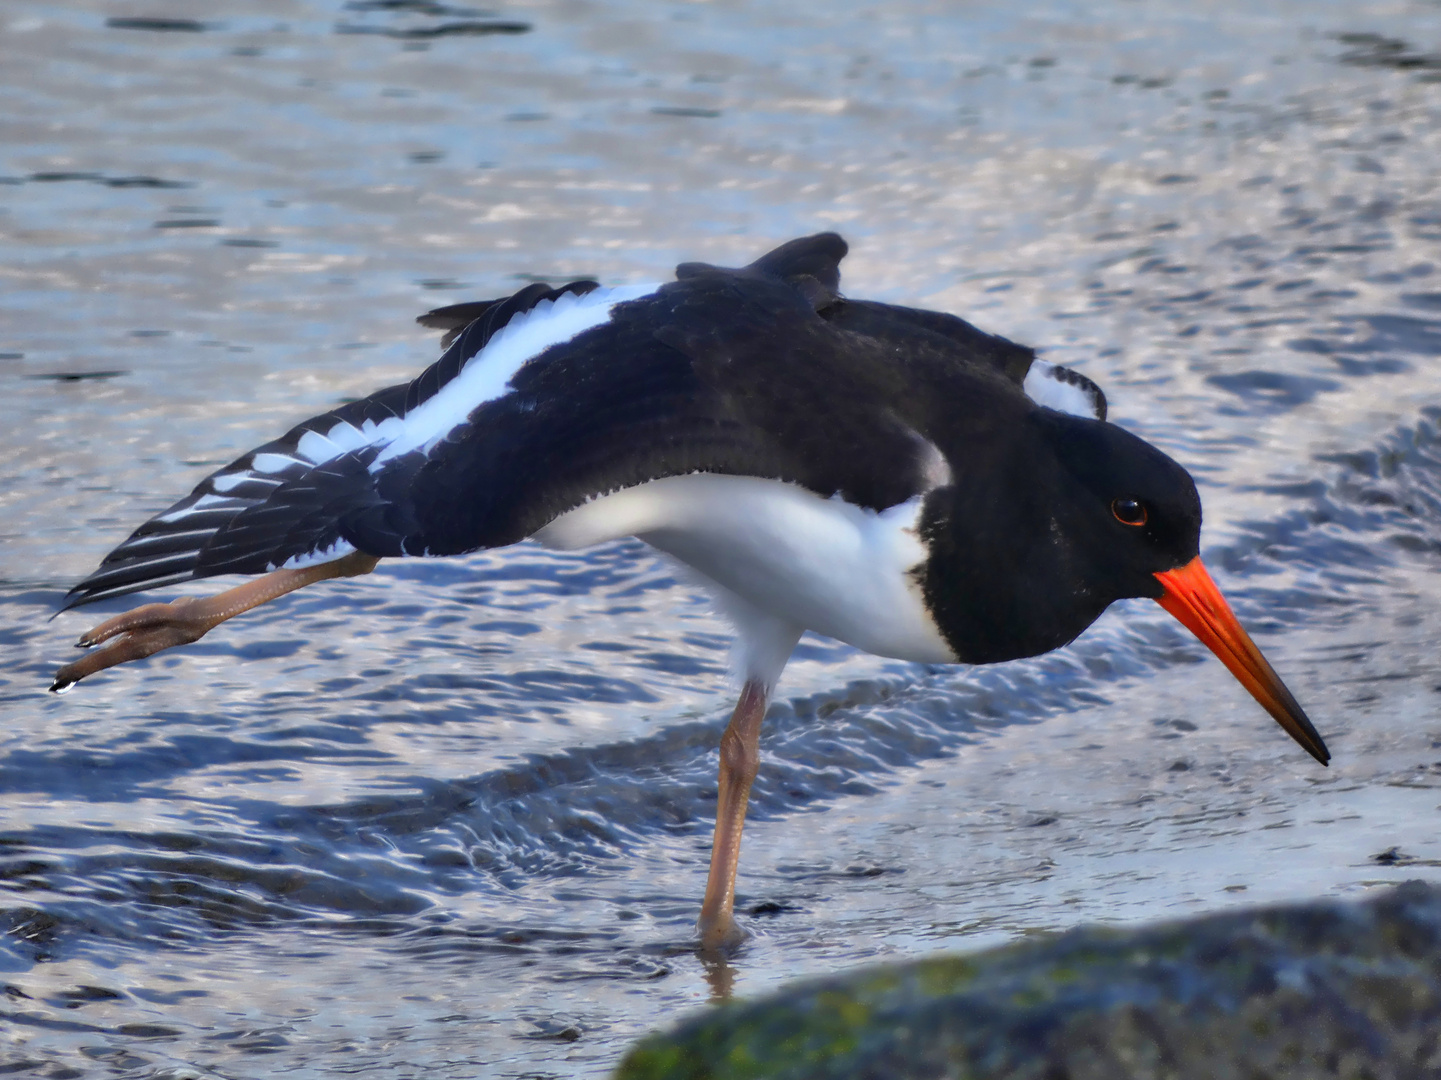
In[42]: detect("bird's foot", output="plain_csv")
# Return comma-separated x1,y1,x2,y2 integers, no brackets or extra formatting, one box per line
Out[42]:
696,910,751,957
52,598,217,693
49,552,381,694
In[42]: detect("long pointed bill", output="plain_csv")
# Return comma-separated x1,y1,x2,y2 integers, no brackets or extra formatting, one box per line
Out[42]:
1154,556,1329,766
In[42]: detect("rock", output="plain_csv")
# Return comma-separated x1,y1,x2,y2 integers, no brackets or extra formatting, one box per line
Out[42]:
615,881,1441,1079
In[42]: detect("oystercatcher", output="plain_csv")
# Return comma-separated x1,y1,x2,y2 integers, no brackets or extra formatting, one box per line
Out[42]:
51,233,1328,952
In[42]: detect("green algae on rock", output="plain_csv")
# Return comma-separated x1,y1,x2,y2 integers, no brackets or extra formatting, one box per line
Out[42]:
616,882,1441,1079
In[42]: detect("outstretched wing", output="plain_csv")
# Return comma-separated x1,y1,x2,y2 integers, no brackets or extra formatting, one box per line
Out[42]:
62,232,1105,610
61,279,609,608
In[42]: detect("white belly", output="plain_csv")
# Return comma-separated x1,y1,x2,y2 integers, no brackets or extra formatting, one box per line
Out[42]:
533,474,956,664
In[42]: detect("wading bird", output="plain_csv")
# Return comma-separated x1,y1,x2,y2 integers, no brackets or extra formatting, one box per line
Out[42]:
52,234,1328,952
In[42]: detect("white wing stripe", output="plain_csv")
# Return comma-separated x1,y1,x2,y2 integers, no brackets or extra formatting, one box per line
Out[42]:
211,473,282,492
294,419,381,465
369,282,657,472
123,528,229,548
268,537,358,572
175,284,657,518
96,552,199,576
153,494,238,523
252,452,308,475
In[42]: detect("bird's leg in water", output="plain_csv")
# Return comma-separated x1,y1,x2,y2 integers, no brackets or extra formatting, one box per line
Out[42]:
51,551,381,692
697,678,769,954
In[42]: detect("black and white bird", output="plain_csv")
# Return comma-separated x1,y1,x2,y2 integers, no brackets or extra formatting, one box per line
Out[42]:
52,233,1328,952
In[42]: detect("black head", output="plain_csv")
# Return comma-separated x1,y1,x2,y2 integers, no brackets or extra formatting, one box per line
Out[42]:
918,409,1201,664
918,406,1327,766
1031,409,1203,601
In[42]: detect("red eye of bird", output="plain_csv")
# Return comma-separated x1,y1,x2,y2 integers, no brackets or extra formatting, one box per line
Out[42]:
1112,498,1148,526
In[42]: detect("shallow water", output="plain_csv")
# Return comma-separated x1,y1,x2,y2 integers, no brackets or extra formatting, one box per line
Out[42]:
4,0,1441,1075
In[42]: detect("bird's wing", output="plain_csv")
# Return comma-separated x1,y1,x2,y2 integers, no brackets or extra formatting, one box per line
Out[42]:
60,279,606,608
61,233,1094,610
818,298,1105,422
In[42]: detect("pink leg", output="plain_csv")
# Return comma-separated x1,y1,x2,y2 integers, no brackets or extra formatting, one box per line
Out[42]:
697,678,769,953
52,551,380,692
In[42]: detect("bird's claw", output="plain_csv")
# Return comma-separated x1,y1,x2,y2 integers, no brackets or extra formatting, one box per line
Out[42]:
52,600,212,693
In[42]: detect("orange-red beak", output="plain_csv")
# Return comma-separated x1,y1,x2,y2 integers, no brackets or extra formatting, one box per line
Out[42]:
1154,557,1328,765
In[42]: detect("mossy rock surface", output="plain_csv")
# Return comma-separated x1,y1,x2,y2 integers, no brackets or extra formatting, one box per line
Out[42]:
616,881,1441,1079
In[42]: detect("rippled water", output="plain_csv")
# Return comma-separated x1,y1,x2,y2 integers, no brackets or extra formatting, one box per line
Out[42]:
4,0,1441,1075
